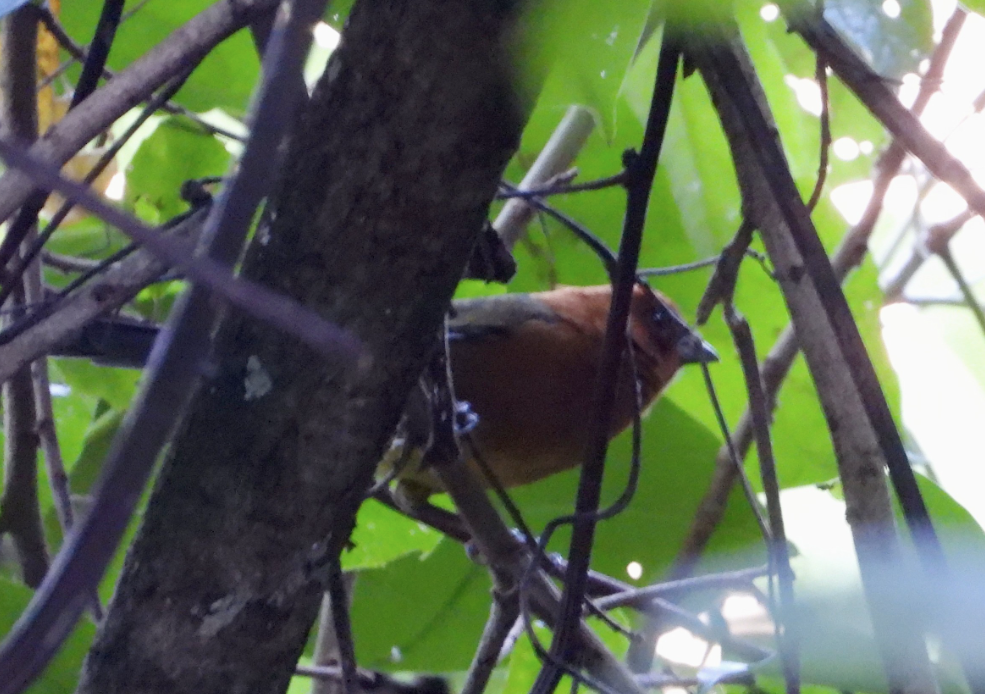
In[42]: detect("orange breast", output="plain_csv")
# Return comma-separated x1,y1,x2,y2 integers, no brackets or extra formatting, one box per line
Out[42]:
450,317,646,488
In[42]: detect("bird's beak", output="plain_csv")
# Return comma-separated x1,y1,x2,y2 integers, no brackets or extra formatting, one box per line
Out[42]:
676,333,718,364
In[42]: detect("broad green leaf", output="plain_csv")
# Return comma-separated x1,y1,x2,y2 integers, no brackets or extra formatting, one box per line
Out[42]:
824,0,934,79
520,0,653,137
350,538,491,671
511,399,765,582
52,360,140,411
42,216,128,261
59,0,259,116
343,502,443,571
963,0,985,17
126,117,230,222
0,577,95,694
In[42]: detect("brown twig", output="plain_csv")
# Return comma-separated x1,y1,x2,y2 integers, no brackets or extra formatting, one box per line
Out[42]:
883,208,976,298
461,592,520,694
692,27,940,694
805,52,831,212
0,69,195,312
0,0,280,228
937,245,985,340
0,208,205,385
494,106,596,249
536,37,681,694
496,170,627,201
592,565,767,611
779,3,985,219
724,307,798,694
31,4,248,143
696,219,754,324
673,3,967,576
0,138,361,362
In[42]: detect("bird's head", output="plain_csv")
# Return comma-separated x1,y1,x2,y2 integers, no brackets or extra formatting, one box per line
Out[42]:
628,283,718,371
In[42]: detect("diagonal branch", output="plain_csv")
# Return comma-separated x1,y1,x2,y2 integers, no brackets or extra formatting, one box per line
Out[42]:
673,3,967,574
690,26,940,694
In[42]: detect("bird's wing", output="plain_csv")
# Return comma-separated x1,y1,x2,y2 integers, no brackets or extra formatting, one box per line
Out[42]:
447,293,559,342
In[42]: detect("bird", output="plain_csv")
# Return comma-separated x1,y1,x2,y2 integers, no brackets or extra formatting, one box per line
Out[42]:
47,283,716,499
386,282,717,503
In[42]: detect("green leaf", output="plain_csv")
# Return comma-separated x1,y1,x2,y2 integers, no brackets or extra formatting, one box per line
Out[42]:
52,360,140,411
59,0,259,116
0,577,95,694
963,0,985,17
824,0,934,79
125,117,231,222
511,399,765,582
343,502,443,571
520,0,653,137
350,538,491,671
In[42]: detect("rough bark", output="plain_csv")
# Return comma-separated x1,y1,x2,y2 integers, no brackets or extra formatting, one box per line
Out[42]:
76,1,524,693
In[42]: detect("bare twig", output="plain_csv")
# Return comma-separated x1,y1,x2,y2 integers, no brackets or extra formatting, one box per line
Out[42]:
497,182,618,278
592,565,767,611
325,559,357,694
31,4,248,142
461,592,520,694
883,208,976,298
0,138,360,362
535,35,680,694
0,0,281,228
311,573,357,694
696,219,754,324
673,3,967,574
0,210,202,384
805,52,830,212
0,70,195,311
779,3,985,218
937,245,985,340
496,170,626,201
70,0,125,108
494,106,596,249
692,28,940,694
40,251,103,273
0,1,324,688
725,307,798,694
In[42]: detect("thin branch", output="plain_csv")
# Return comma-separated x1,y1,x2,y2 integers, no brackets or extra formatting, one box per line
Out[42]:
460,591,520,694
0,137,361,362
496,170,626,201
696,219,754,324
0,0,281,228
0,1,324,688
494,106,596,249
325,559,358,694
882,208,975,298
31,4,248,143
0,70,195,311
311,573,357,694
725,307,798,694
691,27,940,694
40,251,103,273
698,363,769,542
805,53,830,212
937,246,985,340
70,0,125,108
592,566,767,611
778,3,985,219
535,35,680,694
673,2,967,574
497,182,618,278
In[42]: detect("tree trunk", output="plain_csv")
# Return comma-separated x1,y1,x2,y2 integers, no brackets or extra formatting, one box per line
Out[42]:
77,1,524,693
